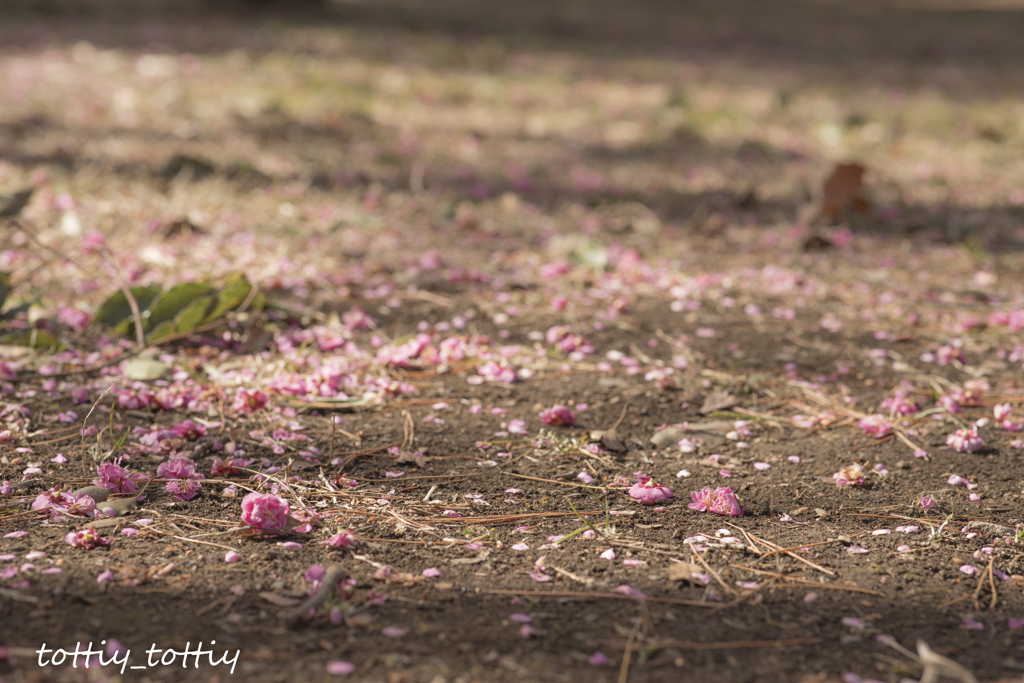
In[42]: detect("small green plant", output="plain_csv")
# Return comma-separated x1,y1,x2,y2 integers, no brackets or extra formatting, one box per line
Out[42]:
95,271,263,343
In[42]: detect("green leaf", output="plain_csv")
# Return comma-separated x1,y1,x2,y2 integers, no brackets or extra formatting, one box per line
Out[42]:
125,356,172,380
0,301,31,322
202,272,252,324
1,329,62,350
0,271,11,313
146,320,176,344
146,283,214,331
95,286,161,328
174,295,214,334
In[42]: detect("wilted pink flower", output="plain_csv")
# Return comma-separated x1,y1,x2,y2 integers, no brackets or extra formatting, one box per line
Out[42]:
833,463,865,487
156,455,203,480
947,428,983,453
995,403,1013,422
422,568,441,578
225,550,240,563
936,345,965,366
938,395,962,414
57,306,90,332
65,492,97,518
539,405,575,426
240,492,291,532
628,474,674,505
80,230,106,254
858,415,891,439
233,388,269,415
688,486,744,516
588,652,608,666
211,455,252,477
32,486,76,517
166,479,202,501
321,529,357,549
947,475,977,490
577,472,595,484
477,361,518,383
171,420,206,440
94,457,137,494
332,473,358,489
66,527,110,549
117,387,153,410
341,306,373,331
921,494,937,512
880,390,918,415
507,419,528,434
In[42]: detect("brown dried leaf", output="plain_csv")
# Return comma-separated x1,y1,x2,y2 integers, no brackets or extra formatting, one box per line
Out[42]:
450,551,491,566
699,391,739,415
818,163,871,222
668,562,703,582
396,451,431,467
590,429,626,452
259,591,302,607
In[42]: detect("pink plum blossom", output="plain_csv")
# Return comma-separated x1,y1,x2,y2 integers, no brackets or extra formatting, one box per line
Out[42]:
477,361,518,383
858,414,891,439
938,395,962,414
166,479,202,501
539,405,575,426
66,527,110,549
240,492,291,532
57,306,91,331
321,530,357,549
628,474,674,505
94,458,137,494
171,420,206,440
880,391,918,416
156,455,203,480
947,428,983,453
211,455,252,477
233,388,269,415
507,419,528,434
688,486,744,516
31,486,76,517
833,463,865,487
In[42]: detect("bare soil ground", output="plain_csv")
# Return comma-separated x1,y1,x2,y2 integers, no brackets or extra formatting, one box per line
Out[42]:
2,1,1024,682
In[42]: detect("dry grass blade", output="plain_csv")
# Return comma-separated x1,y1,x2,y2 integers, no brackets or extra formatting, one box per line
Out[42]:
638,637,820,651
618,616,642,683
278,563,347,623
749,534,835,576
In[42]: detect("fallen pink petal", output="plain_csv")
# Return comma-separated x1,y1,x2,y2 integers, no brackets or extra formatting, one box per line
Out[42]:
326,661,355,676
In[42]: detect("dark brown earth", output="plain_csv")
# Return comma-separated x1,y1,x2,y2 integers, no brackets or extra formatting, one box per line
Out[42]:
3,299,1024,683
